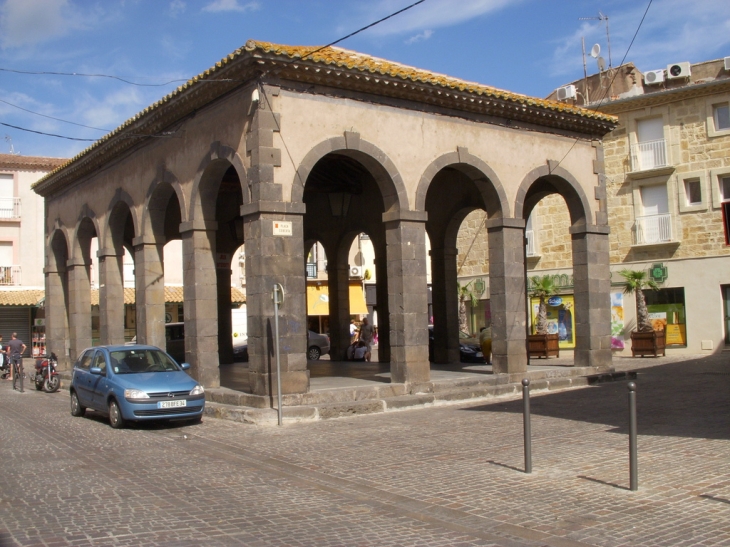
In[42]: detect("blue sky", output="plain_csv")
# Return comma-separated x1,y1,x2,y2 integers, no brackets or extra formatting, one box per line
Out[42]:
1,0,730,159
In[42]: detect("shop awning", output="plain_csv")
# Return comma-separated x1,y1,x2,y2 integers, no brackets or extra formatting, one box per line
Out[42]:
306,283,369,316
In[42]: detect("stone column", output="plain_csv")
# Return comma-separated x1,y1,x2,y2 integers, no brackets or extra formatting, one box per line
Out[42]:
66,257,91,363
97,248,125,345
383,211,430,384
487,218,527,374
571,224,612,368
327,261,351,362
242,204,309,396
179,221,219,388
428,246,461,364
44,264,70,370
133,237,166,351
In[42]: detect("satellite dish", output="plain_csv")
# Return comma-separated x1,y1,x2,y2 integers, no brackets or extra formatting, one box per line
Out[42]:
597,56,606,72
590,44,601,59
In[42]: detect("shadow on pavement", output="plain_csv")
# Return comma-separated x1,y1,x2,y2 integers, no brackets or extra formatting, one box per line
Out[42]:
463,354,730,441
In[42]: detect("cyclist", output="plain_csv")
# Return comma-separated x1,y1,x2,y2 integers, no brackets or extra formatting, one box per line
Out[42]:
7,332,27,392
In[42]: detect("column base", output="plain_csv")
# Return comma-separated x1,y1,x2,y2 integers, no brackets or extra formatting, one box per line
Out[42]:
249,370,310,397
574,348,613,368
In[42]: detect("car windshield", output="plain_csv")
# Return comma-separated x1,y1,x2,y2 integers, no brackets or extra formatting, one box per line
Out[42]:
109,349,181,374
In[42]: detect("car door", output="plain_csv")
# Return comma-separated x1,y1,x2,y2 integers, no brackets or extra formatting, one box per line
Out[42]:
72,350,95,407
89,350,112,411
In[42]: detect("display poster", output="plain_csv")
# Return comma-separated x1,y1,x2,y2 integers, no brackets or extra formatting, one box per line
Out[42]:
530,294,575,349
610,292,625,350
647,303,687,345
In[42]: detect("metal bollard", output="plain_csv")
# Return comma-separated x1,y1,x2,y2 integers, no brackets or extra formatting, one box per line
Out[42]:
522,378,532,474
628,381,638,491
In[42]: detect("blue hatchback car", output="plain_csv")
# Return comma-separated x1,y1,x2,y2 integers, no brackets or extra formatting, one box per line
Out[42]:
70,345,205,428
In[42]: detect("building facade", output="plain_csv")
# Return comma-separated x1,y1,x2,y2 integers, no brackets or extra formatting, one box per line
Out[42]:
34,40,616,400
453,57,730,355
0,154,66,354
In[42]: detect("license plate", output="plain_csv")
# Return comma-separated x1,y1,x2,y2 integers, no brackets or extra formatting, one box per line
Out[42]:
159,399,187,409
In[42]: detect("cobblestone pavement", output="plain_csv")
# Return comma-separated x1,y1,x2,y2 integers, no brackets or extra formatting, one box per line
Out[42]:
1,353,729,546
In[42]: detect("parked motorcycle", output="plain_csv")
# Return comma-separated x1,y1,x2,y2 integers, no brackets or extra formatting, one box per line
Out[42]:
31,353,60,393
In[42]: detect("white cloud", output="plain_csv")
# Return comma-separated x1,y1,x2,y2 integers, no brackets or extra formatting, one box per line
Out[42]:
76,87,147,130
169,0,186,17
345,0,519,37
202,0,259,13
405,29,433,45
0,0,72,48
549,0,730,79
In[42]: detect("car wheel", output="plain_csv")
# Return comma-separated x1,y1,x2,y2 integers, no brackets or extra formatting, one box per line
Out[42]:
307,346,321,360
108,399,125,429
70,391,86,417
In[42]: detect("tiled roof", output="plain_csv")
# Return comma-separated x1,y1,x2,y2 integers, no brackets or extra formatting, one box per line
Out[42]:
89,286,246,305
0,154,67,172
0,289,45,306
33,40,618,196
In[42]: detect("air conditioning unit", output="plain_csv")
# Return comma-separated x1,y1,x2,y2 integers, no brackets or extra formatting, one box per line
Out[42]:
350,266,362,278
644,69,665,85
556,85,576,101
724,56,730,71
666,62,691,80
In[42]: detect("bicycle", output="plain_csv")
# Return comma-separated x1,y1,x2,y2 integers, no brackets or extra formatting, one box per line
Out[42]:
10,356,23,393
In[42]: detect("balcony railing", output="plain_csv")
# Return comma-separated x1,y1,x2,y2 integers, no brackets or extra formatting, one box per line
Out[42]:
630,139,668,171
525,230,537,256
634,213,673,244
0,265,21,285
0,197,21,219
306,263,317,278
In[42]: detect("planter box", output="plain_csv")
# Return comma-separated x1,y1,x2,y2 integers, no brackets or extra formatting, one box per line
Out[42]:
528,333,560,358
630,330,666,357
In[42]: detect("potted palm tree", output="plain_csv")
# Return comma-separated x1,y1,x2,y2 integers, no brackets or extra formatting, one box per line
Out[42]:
457,281,478,334
619,269,665,357
527,275,560,358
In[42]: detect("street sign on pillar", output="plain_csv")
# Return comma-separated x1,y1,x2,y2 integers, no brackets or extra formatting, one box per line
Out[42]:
273,221,292,236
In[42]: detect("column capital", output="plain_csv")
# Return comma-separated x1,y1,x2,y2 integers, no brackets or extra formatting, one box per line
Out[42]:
382,210,428,224
132,235,158,247
97,247,122,258
569,223,610,235
240,201,306,218
179,219,219,234
66,258,88,268
485,217,526,230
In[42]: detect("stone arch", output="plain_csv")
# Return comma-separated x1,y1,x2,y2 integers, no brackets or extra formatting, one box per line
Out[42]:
514,164,592,226
415,149,509,218
104,189,139,253
292,133,407,214
189,142,247,222
71,206,101,263
141,169,186,244
47,226,70,271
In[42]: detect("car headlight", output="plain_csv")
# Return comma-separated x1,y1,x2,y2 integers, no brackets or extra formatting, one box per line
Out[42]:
124,389,149,399
190,385,205,396
461,345,476,353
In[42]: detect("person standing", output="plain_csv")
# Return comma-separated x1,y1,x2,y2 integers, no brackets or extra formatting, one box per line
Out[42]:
0,334,7,379
349,319,358,344
7,332,27,392
357,317,375,362
479,325,492,366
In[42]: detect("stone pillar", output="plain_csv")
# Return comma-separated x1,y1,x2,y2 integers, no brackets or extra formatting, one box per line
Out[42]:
97,248,125,345
487,218,527,374
44,264,70,370
133,237,166,351
571,224,612,368
66,258,91,363
242,204,309,396
327,261,351,362
217,267,233,365
429,246,461,364
383,211,430,384
179,221,219,388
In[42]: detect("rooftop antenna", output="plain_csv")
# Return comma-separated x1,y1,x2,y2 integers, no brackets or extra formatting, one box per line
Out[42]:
579,12,612,69
4,135,18,155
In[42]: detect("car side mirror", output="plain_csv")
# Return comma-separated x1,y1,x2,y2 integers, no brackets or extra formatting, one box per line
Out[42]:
180,363,191,370
90,366,103,375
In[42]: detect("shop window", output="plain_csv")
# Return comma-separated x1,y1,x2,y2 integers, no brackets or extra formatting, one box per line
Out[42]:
714,103,730,132
645,287,686,346
723,202,730,245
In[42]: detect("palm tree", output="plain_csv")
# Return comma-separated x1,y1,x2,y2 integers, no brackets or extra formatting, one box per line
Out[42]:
529,275,557,335
619,269,659,332
457,281,479,333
